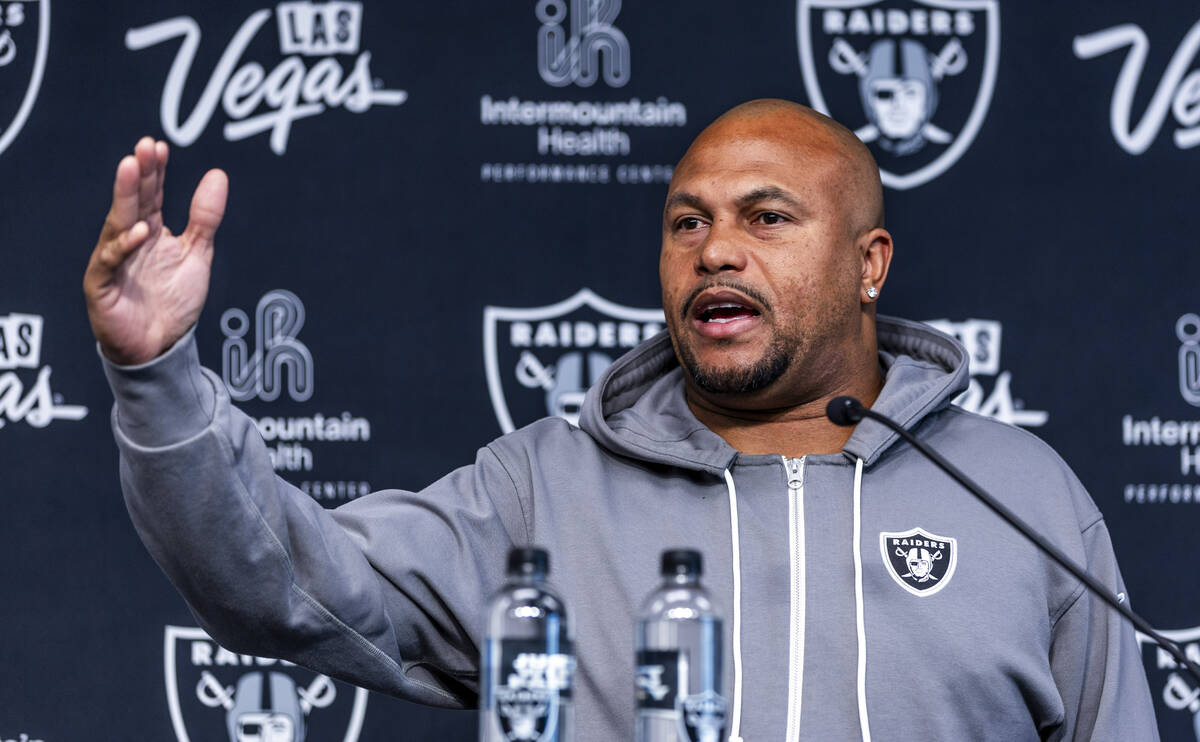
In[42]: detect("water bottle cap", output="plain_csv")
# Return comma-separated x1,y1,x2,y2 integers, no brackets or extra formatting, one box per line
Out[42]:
507,547,550,577
661,549,702,577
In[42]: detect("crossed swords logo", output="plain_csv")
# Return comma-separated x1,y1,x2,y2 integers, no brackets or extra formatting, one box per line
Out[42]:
515,350,556,391
196,669,337,714
0,30,14,66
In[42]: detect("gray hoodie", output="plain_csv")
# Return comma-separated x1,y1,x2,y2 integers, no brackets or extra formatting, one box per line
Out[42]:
103,315,1157,741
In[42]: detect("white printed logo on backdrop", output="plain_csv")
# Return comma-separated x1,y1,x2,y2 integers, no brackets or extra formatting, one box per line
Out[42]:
220,290,372,503
164,625,368,742
478,1,688,185
1121,313,1200,506
1137,626,1200,741
484,289,663,433
1074,19,1200,154
0,313,87,430
924,318,1047,427
1180,313,1200,407
125,1,407,155
222,289,314,403
537,0,629,88
0,0,49,158
797,0,1000,189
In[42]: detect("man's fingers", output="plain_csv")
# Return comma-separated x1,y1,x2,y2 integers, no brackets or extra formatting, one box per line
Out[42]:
153,140,169,214
135,136,160,223
183,168,229,248
106,154,141,236
86,220,150,296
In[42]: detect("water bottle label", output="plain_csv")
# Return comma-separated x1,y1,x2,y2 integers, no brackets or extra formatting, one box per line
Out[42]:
636,650,727,741
677,689,728,742
491,640,574,742
635,649,682,711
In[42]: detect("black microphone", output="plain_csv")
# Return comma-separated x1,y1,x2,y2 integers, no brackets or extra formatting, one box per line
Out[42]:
826,395,1200,685
826,395,865,426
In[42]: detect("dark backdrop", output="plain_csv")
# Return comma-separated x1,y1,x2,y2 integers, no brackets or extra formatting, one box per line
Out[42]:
3,0,1198,739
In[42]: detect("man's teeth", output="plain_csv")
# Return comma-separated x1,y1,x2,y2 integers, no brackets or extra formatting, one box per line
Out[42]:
700,303,756,322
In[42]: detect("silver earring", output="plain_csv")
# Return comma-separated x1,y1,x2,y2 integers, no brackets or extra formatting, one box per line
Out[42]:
866,286,878,299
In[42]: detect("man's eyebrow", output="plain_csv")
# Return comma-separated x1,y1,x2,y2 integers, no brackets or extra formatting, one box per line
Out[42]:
736,186,804,210
663,191,706,213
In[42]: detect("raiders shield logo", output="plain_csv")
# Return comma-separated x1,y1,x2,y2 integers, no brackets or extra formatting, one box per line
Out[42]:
1137,625,1200,740
797,0,999,190
494,686,560,741
164,625,368,742
483,288,664,433
880,527,957,596
0,0,49,157
675,689,728,742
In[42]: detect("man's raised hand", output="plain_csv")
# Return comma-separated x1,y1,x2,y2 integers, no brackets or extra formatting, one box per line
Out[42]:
84,137,228,365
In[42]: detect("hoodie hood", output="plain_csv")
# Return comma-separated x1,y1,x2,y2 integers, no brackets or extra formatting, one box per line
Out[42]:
578,314,971,473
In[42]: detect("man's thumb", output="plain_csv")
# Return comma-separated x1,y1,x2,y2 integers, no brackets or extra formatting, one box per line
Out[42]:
183,169,229,245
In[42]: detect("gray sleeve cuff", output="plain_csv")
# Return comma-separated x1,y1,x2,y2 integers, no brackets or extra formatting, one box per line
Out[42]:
98,328,218,447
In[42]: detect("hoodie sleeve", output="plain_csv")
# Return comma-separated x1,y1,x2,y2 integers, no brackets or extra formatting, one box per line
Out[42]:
101,331,528,707
1047,516,1159,741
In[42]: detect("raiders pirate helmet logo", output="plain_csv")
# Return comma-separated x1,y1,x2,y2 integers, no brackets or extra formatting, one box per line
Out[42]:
880,527,958,596
483,288,664,433
163,625,368,742
797,0,999,190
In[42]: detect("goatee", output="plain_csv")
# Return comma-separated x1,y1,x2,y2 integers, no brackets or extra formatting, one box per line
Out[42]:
677,337,792,394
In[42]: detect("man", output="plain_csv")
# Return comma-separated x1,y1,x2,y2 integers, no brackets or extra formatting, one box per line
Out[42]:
84,100,1157,740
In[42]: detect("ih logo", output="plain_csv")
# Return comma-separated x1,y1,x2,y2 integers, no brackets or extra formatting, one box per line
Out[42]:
0,0,48,158
484,289,663,433
925,318,1048,428
880,527,958,596
1137,626,1200,741
797,0,999,189
536,0,630,88
164,625,367,742
221,290,314,403
1180,313,1200,407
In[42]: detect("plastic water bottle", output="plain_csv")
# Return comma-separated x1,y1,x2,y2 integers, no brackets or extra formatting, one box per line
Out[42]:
635,549,727,742
481,547,574,742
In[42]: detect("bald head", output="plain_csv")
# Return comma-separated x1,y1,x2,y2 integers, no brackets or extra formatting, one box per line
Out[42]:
674,99,885,235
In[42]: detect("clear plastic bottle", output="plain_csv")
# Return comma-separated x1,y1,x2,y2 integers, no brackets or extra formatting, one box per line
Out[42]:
481,547,574,742
635,549,727,742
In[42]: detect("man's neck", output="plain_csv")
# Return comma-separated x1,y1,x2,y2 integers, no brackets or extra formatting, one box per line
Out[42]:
685,369,885,459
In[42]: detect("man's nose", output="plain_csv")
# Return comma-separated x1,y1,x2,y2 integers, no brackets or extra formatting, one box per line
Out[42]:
696,220,749,274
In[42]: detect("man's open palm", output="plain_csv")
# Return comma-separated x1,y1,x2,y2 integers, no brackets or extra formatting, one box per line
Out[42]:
83,137,228,365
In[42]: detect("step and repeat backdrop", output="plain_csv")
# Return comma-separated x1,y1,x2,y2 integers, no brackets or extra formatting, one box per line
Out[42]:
2,0,1199,739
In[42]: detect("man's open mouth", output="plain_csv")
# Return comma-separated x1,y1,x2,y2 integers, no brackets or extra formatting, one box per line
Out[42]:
688,289,766,338
697,302,761,324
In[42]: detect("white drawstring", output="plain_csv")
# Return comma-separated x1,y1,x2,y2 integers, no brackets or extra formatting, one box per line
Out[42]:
852,457,872,742
724,468,745,742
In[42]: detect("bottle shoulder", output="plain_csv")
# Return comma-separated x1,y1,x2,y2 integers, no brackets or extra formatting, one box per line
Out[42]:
638,583,717,621
488,580,569,620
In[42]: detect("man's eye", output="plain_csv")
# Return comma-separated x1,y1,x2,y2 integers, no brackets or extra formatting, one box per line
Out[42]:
677,217,704,230
758,212,786,225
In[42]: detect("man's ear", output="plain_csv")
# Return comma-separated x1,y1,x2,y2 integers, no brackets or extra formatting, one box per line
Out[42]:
859,228,893,304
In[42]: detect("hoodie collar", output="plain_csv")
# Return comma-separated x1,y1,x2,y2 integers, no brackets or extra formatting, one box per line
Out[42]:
579,315,970,473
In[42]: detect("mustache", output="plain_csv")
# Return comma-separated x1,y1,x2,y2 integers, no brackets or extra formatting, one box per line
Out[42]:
679,279,773,322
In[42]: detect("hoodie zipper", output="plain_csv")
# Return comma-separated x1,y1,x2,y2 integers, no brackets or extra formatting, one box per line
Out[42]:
782,455,806,742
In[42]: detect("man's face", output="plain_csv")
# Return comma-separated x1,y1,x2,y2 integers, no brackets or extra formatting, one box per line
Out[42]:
869,78,927,139
660,120,864,402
